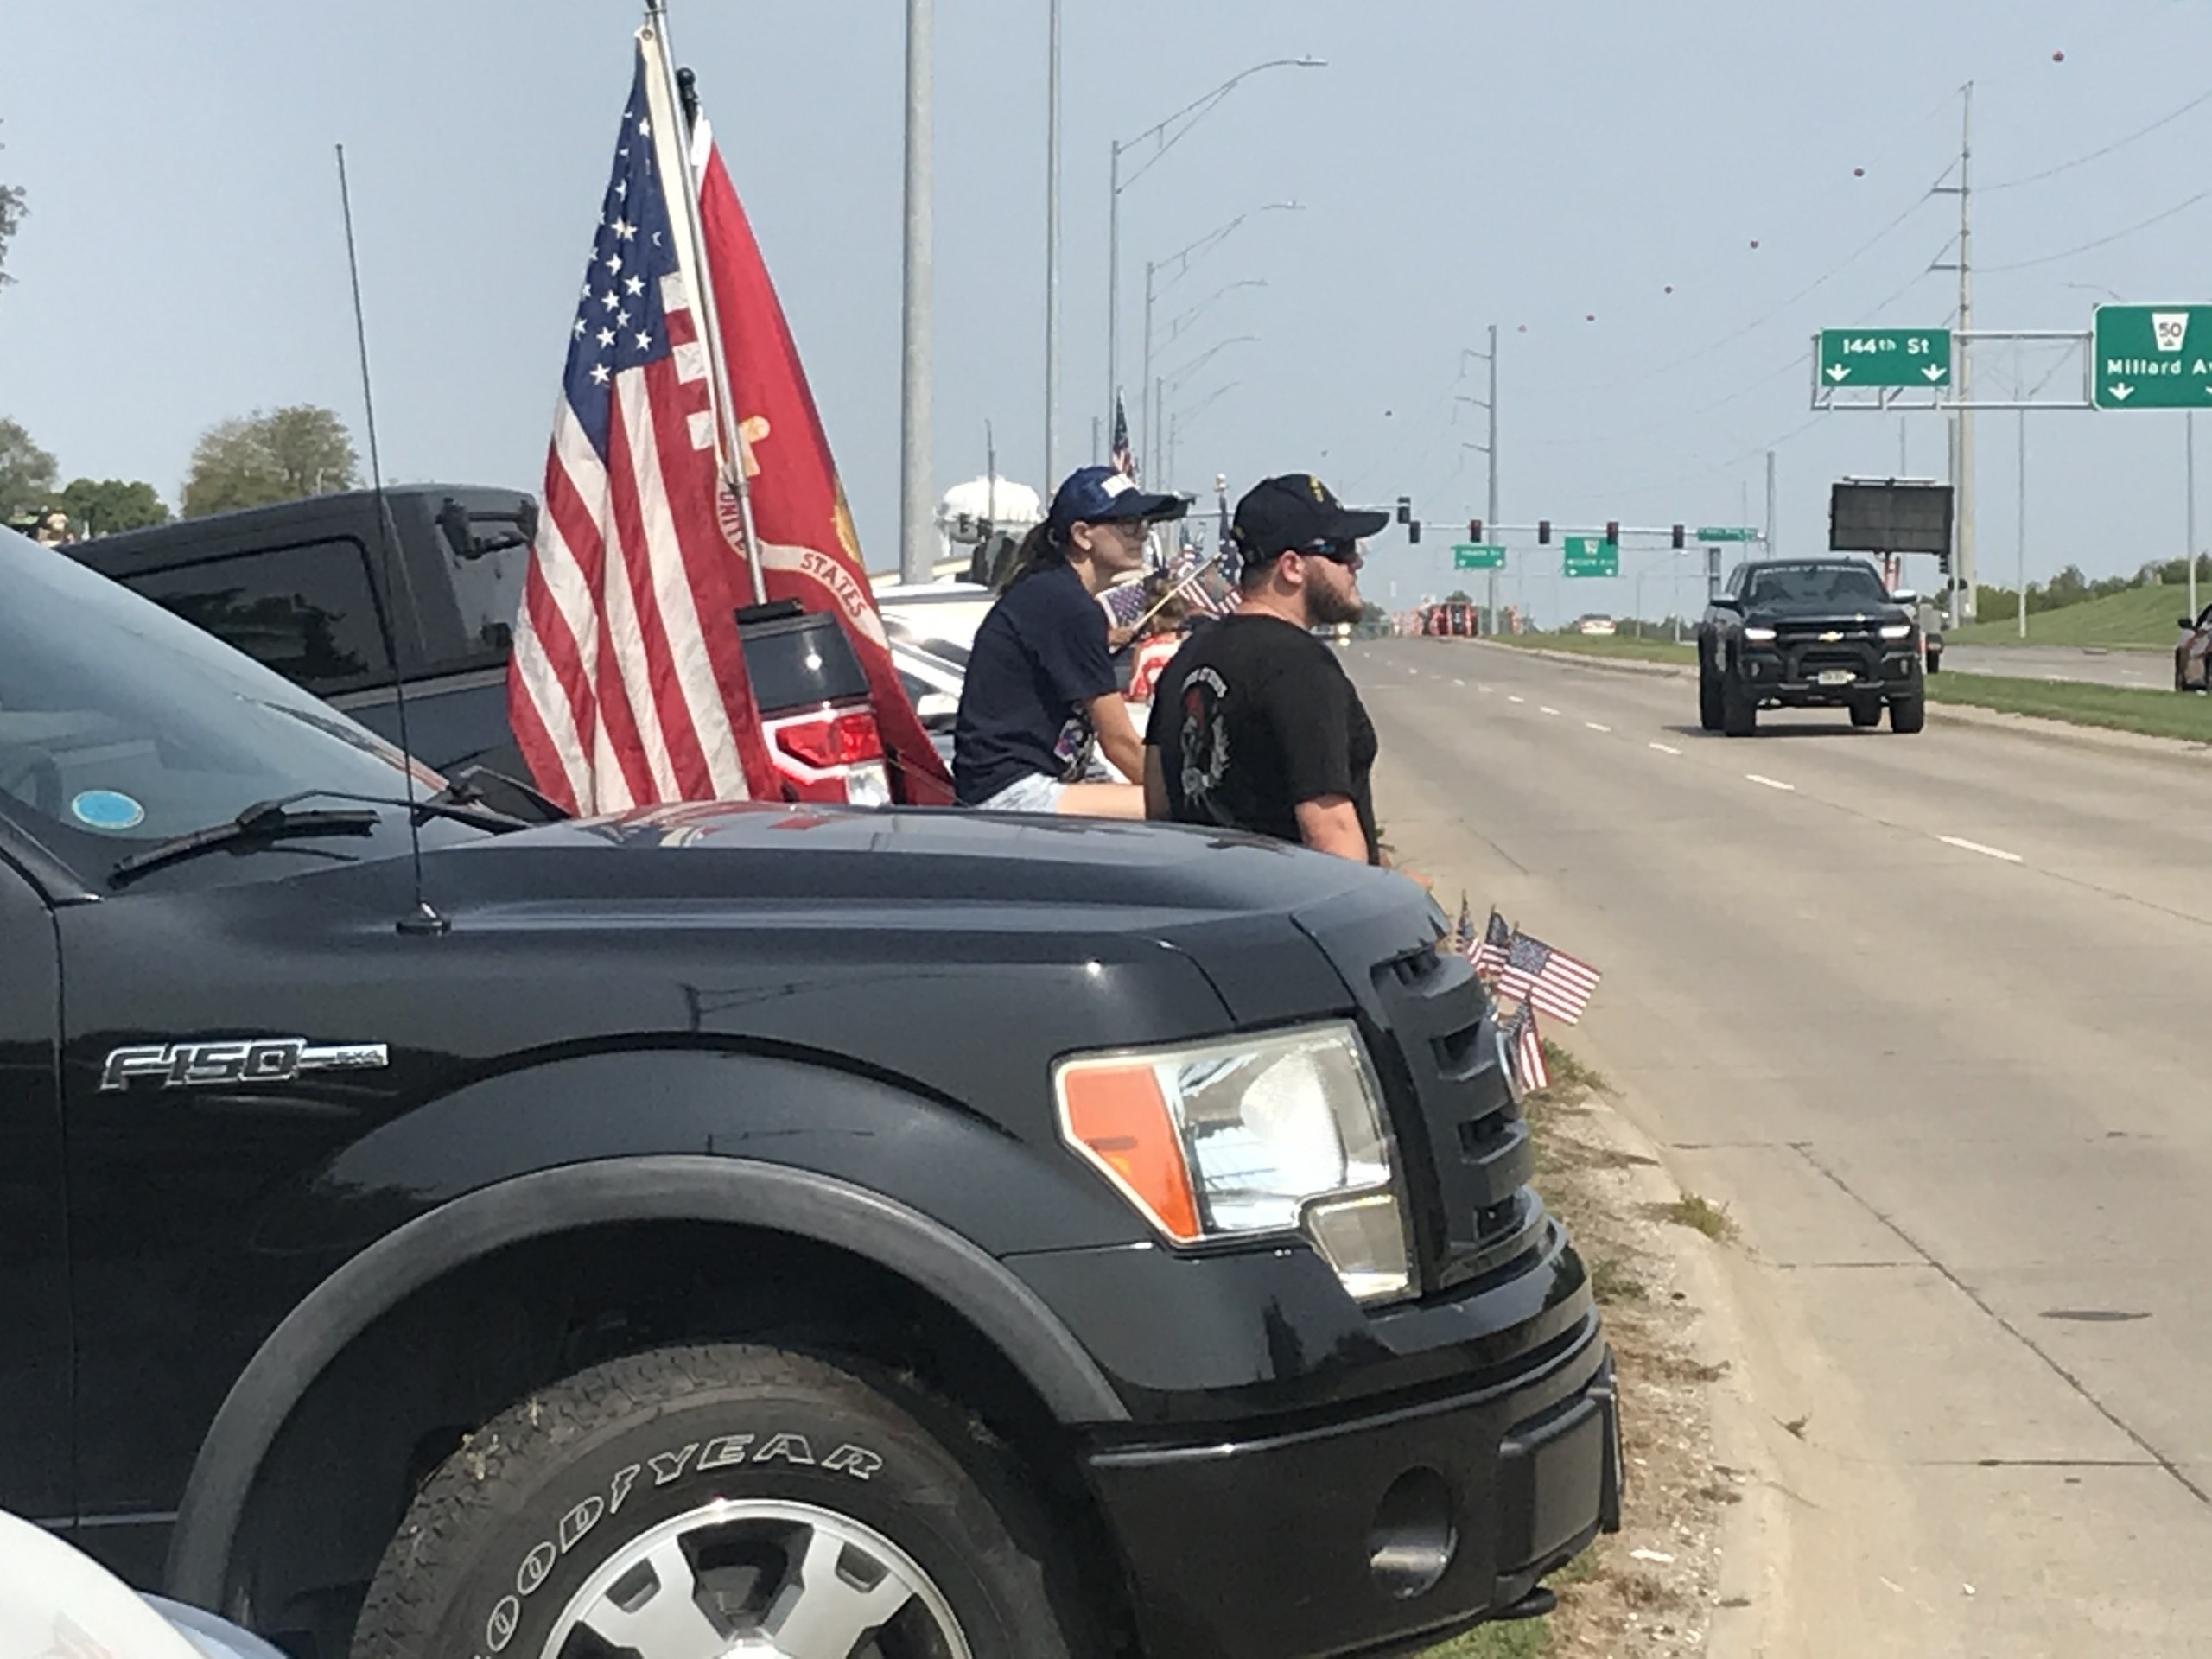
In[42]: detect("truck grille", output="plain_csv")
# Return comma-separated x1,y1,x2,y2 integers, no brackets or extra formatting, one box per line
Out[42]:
1369,944,1545,1293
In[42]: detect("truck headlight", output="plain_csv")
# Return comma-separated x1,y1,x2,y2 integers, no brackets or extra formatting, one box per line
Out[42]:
1743,626,1777,642
1056,1021,1413,1303
1878,623,1913,640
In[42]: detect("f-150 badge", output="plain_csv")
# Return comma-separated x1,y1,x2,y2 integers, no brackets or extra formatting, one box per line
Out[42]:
99,1038,390,1092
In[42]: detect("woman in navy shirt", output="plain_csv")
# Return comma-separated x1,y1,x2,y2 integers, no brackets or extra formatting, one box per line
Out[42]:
954,467,1185,817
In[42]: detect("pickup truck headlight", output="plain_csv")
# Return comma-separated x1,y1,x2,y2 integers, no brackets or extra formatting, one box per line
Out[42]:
1878,623,1913,640
1742,626,1778,642
1056,1021,1413,1303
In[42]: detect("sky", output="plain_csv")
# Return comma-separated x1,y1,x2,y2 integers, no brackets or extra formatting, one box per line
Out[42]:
4,0,2212,626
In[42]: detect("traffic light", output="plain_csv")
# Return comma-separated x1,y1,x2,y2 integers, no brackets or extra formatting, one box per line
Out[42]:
1469,518,1483,542
1538,519,1551,544
1671,523,1686,549
1605,520,1620,546
1395,496,1412,525
1408,519,1422,544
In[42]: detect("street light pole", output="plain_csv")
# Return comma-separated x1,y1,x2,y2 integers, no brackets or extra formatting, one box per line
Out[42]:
899,0,934,583
1141,204,1300,474
2191,410,2199,625
1105,57,1325,432
1044,0,1061,489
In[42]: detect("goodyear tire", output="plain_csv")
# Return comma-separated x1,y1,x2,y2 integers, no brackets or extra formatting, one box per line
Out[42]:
1698,669,1725,733
1890,692,1927,734
1848,700,1882,728
1720,673,1758,737
352,1344,1080,1659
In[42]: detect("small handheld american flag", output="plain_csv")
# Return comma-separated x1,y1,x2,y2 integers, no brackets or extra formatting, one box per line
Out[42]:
1110,393,1137,481
1494,927,1602,1025
1503,1000,1548,1094
1468,908,1512,981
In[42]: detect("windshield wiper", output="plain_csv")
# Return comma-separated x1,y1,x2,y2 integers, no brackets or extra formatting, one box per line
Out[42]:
110,799,382,888
107,785,538,891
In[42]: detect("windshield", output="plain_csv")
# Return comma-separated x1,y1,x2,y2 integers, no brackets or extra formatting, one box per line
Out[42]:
0,526,440,870
1744,563,1890,612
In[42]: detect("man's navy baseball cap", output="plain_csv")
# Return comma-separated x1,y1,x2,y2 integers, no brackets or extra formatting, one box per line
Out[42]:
1231,474,1392,561
1046,466,1187,538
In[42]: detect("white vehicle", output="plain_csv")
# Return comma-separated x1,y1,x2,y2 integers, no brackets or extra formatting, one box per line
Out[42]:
0,1510,283,1658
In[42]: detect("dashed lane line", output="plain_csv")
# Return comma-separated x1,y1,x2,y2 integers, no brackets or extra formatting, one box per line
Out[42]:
1540,705,1561,715
1586,721,1611,733
1649,741,1682,755
1940,836,2024,864
1745,773,1796,791
1508,695,1526,704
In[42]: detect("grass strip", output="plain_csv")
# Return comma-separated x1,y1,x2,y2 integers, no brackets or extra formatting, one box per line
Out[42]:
1928,672,2212,744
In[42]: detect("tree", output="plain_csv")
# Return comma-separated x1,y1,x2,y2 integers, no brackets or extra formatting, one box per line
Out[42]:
54,476,170,536
181,405,359,518
0,416,57,519
0,123,23,289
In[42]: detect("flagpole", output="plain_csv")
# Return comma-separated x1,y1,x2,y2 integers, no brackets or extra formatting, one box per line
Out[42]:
899,0,935,584
639,2,769,607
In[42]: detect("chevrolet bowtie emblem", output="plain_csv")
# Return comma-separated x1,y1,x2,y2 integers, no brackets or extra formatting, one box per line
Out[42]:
1819,630,1843,642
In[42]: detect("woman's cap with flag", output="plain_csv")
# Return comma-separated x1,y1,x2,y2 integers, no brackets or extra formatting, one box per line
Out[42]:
1046,466,1187,539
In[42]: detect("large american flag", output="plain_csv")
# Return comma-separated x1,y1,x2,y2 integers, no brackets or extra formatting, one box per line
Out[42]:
507,53,777,815
1494,927,1603,1025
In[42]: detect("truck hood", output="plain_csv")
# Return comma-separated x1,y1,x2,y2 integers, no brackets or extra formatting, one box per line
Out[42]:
425,801,1420,1028
1743,603,1914,630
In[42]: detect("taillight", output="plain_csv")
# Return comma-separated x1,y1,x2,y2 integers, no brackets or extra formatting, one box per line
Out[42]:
773,710,886,769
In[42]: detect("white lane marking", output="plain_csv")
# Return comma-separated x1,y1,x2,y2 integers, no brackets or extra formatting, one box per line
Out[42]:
1508,695,1526,704
1745,773,1796,791
1585,721,1611,733
1939,835,2024,863
1477,683,1492,692
1649,741,1682,755
1540,705,1561,715
1452,678,1466,686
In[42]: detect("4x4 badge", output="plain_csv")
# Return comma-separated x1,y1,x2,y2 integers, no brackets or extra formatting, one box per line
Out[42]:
99,1039,390,1092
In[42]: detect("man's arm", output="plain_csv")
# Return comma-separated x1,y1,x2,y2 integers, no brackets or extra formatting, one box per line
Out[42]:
1294,794,1369,861
1142,746,1172,820
1088,692,1146,784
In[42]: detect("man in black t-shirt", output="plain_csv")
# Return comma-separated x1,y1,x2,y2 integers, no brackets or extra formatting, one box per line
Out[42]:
1144,474,1389,862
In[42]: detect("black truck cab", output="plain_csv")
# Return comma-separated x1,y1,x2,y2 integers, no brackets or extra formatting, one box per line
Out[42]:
3,524,1617,1658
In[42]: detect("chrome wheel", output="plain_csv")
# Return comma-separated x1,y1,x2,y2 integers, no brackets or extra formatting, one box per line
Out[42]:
539,1499,973,1659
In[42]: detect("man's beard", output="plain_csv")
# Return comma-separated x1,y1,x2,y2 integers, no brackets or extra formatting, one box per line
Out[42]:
1309,575,1365,626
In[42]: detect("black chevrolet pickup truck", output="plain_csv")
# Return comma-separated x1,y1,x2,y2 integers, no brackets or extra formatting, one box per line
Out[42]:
1699,556,1928,736
1,524,1617,1658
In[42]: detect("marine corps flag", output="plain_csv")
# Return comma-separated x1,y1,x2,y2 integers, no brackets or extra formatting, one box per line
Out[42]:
687,105,954,804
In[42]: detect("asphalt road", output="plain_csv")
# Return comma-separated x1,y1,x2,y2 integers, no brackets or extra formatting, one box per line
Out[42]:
1942,641,2172,689
1357,637,2212,1656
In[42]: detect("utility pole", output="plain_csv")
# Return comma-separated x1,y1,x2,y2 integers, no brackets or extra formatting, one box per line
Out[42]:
899,0,935,583
1043,0,1060,490
1932,83,1977,620
1764,449,1777,558
2017,359,2028,639
1141,261,1157,479
2190,410,2200,625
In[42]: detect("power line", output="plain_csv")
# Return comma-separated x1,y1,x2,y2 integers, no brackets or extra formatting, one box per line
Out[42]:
1984,84,2212,193
1981,184,2212,271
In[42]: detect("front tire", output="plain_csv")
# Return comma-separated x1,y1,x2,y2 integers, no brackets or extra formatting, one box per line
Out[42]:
1890,692,1927,734
1699,667,1725,732
353,1344,1081,1659
1848,700,1882,728
1721,673,1758,737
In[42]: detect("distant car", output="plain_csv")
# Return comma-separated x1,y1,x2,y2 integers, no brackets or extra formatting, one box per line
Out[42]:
1573,615,1616,637
0,1510,283,1659
1698,558,1926,735
2175,602,2212,691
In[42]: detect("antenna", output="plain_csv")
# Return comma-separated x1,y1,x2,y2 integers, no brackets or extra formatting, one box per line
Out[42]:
335,143,447,938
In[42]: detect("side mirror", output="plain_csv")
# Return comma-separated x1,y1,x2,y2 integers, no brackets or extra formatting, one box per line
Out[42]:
1709,595,1742,612
1889,588,1918,606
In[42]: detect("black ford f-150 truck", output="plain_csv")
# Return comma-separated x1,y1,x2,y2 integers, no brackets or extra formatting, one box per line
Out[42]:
2,523,1617,1658
1698,556,1928,736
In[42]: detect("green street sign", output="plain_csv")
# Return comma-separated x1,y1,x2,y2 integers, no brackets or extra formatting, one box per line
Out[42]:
1817,328,1951,389
1695,525,1758,543
1452,543,1505,570
1562,536,1618,578
2093,304,2212,410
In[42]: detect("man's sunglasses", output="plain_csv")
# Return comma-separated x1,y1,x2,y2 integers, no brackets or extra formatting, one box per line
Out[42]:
1295,540,1363,569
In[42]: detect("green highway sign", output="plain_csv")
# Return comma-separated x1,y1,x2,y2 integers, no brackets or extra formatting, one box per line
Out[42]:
1696,525,1758,543
1817,328,1951,388
1452,543,1505,569
2093,304,2212,410
1562,536,1618,578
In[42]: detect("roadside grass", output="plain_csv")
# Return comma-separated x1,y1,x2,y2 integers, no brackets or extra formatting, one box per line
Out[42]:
1946,582,2190,648
1481,632,1696,666
1659,1192,1738,1242
1927,671,2212,743
1420,1615,1551,1657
